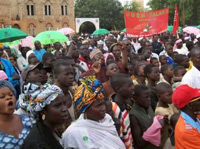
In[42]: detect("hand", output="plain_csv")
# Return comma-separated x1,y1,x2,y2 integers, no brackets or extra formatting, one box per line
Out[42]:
92,61,101,74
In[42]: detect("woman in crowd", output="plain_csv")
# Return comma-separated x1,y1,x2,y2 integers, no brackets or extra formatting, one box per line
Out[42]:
0,80,32,148
62,77,125,149
22,84,71,149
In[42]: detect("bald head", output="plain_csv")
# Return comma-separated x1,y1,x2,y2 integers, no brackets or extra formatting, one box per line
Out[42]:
190,47,200,70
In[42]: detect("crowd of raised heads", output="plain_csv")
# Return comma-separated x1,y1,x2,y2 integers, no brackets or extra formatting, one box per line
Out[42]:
1,31,200,149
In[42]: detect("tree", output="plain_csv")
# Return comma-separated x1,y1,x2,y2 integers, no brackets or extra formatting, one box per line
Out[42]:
123,1,142,12
75,0,125,31
148,0,200,26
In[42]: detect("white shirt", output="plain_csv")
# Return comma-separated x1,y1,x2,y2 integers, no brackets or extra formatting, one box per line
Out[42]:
175,46,189,55
181,66,200,88
17,55,28,71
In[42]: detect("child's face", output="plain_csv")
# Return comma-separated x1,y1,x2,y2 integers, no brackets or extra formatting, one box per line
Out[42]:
166,66,174,78
159,88,173,104
160,56,167,65
176,69,186,78
135,89,151,108
119,78,134,98
151,59,159,67
149,67,160,81
106,63,119,77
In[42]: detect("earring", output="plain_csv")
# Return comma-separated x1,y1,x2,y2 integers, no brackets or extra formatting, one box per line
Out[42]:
42,114,46,120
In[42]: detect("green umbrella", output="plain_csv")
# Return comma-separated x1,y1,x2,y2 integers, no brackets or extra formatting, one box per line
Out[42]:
93,29,110,35
122,28,126,33
197,25,200,29
33,31,69,45
167,25,182,32
3,40,20,46
0,28,28,42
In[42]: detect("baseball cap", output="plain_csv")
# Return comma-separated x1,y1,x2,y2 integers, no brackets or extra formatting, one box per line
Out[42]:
22,63,43,81
172,84,200,108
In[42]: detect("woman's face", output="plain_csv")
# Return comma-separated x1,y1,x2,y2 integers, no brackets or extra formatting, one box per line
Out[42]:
0,87,16,114
112,46,121,60
9,57,16,67
43,95,70,125
106,55,115,65
85,99,106,121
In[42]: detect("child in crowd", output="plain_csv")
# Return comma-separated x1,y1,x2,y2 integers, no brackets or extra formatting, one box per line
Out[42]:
144,64,160,111
175,54,190,70
155,82,179,148
160,64,174,85
129,85,167,149
172,66,186,90
103,62,119,98
133,61,147,85
165,44,174,64
150,57,159,67
110,73,134,149
159,55,168,66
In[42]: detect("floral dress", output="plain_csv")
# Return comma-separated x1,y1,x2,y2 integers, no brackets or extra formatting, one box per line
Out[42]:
0,114,32,149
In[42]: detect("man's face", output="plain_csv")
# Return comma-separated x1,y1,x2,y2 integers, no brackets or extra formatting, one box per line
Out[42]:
34,41,41,49
27,67,43,83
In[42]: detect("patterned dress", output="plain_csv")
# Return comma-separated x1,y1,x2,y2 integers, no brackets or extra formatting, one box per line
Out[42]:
0,114,32,149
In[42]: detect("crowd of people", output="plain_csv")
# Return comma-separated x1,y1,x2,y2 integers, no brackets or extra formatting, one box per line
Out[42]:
0,31,200,149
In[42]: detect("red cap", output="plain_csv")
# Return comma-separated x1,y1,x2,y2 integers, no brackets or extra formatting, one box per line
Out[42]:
172,85,200,108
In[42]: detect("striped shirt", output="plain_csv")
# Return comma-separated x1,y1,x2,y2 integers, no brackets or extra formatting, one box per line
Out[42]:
112,101,133,149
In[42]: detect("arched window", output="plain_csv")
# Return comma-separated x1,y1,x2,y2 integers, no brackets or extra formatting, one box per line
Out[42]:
26,0,35,16
28,23,36,36
62,22,68,27
44,0,52,16
46,23,53,31
61,1,68,16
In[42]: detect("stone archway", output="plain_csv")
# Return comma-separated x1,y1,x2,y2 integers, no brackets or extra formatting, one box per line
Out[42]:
75,18,99,33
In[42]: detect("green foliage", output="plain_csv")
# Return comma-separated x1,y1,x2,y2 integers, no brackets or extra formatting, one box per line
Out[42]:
75,0,125,31
123,1,142,12
148,0,200,26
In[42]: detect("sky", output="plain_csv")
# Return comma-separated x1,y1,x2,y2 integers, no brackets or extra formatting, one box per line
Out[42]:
119,0,149,8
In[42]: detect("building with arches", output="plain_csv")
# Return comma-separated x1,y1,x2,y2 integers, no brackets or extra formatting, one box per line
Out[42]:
0,0,75,36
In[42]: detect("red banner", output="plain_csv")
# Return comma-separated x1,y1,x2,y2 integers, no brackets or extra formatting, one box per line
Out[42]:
124,8,169,38
172,4,179,35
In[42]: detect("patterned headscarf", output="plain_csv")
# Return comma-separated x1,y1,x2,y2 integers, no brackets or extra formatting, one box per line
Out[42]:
74,76,104,113
0,80,16,97
32,84,64,113
19,83,44,112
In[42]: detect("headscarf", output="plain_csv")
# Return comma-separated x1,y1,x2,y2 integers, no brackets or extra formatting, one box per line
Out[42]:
173,39,182,51
74,76,104,113
32,84,64,113
0,80,16,97
26,50,34,61
103,52,115,65
89,48,102,60
19,83,43,112
0,70,8,80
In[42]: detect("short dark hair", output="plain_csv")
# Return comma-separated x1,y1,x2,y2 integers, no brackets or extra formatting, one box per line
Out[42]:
161,64,171,75
8,53,17,61
174,65,185,76
150,57,158,63
175,54,187,64
144,64,156,77
53,59,69,77
134,85,149,97
156,82,171,94
42,52,54,62
110,73,131,92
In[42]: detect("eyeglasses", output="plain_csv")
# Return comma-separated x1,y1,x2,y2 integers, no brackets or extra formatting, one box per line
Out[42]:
190,97,200,103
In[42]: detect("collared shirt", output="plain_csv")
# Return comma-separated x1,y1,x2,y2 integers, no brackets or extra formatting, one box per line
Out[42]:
181,66,200,88
175,112,200,149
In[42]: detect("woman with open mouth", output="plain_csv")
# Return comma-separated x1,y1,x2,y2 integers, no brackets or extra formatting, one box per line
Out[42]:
0,80,32,148
21,84,71,149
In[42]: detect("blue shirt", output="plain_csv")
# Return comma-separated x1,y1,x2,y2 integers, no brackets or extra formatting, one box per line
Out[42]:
33,49,46,62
